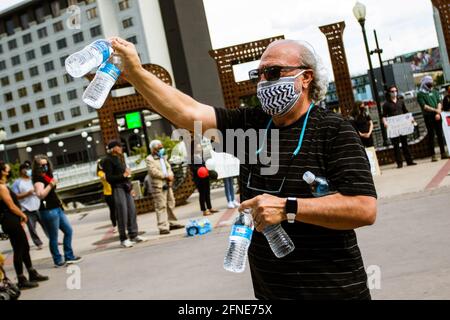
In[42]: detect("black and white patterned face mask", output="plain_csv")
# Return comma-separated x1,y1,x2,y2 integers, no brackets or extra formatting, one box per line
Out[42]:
256,71,305,117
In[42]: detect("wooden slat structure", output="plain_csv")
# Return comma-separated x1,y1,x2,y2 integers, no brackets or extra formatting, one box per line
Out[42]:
94,64,196,214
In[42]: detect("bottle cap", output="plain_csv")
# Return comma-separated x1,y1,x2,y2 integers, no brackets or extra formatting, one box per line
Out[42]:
302,171,316,184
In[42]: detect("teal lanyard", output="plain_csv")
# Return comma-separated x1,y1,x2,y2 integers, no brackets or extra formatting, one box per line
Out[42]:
256,102,315,157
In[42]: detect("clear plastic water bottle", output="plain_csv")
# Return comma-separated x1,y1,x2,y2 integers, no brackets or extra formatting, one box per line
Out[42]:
65,39,113,78
303,171,330,197
223,209,254,273
82,54,122,109
263,224,295,258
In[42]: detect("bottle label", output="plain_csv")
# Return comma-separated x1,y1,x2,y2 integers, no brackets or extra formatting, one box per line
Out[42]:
230,225,253,241
99,62,121,81
92,40,112,63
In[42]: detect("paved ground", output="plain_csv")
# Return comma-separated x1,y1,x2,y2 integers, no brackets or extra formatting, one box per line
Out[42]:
1,156,450,299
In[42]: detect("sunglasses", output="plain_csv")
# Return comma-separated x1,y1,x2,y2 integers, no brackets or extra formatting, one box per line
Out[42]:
248,65,309,82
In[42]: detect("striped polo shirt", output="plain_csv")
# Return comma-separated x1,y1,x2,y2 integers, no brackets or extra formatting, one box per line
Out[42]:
214,104,377,300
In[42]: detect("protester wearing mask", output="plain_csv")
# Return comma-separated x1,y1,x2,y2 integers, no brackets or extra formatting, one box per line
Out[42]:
32,155,83,267
351,101,374,148
0,161,49,288
383,85,417,168
12,162,48,249
102,140,147,247
111,37,377,299
146,140,184,235
417,76,449,161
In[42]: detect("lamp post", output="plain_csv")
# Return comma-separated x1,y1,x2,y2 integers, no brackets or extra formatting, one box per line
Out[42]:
58,141,66,167
43,137,51,158
353,1,388,146
81,131,91,163
370,29,388,92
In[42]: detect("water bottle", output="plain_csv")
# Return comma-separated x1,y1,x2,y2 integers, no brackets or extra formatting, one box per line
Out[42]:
82,54,122,109
65,39,113,78
303,171,330,197
223,209,254,273
263,224,295,258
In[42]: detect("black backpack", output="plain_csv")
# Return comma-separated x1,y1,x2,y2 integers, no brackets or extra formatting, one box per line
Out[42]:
0,267,21,300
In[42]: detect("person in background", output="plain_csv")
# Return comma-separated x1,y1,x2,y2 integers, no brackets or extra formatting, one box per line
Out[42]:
1,160,49,289
146,140,184,235
190,142,219,216
12,162,48,250
32,155,83,267
351,101,374,148
102,140,147,248
417,76,449,161
97,159,117,233
383,85,417,168
443,85,450,112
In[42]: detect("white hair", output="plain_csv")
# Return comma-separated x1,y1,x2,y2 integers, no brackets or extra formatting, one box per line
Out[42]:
276,40,329,102
149,140,162,150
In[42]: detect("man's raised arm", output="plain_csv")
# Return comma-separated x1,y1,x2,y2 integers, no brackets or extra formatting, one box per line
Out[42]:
111,37,217,133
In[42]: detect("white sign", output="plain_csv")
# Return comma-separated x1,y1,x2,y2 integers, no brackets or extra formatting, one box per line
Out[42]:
386,113,414,139
441,112,450,150
209,151,240,179
365,147,381,176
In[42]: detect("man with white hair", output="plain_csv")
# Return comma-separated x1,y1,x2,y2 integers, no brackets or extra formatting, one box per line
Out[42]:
112,38,377,300
146,140,184,235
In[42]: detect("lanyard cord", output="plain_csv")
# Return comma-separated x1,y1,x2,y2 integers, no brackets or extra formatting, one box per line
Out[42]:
256,102,315,157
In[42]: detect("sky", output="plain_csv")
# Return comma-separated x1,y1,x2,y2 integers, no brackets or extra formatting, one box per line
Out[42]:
0,0,440,79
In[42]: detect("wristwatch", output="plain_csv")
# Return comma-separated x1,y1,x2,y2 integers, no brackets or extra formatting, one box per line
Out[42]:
285,197,298,223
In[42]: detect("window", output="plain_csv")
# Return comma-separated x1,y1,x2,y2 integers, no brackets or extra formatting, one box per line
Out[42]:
51,94,61,105
63,74,74,84
15,72,24,82
33,83,43,93
29,66,39,77
122,18,133,29
126,36,137,45
54,111,65,122
48,78,58,88
36,99,46,109
71,106,81,117
35,7,45,23
8,39,17,50
7,108,16,118
10,124,19,134
11,55,21,66
0,61,6,71
86,7,97,20
88,106,97,113
26,49,35,61
118,0,130,11
90,25,102,38
53,21,64,33
4,92,13,102
18,87,27,98
0,112,2,121
44,61,55,72
1,76,9,87
20,13,29,29
37,27,47,39
21,104,31,114
67,89,77,100
23,33,32,44
73,32,84,44
0,44,2,54
25,120,34,129
39,116,49,126
56,38,67,50
41,44,51,55
60,55,69,67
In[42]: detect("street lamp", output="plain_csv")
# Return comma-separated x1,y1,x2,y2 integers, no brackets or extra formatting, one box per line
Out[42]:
81,131,88,139
26,147,32,153
353,1,388,146
58,141,66,167
0,129,8,163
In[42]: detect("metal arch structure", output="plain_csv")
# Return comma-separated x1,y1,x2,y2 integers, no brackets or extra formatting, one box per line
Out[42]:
319,21,355,117
208,35,284,109
432,0,450,62
92,63,196,214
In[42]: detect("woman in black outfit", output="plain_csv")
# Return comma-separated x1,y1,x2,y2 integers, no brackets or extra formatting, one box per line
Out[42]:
350,101,374,148
190,142,218,216
0,161,48,289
